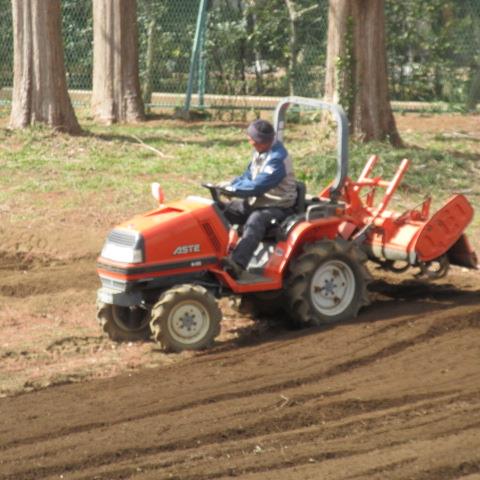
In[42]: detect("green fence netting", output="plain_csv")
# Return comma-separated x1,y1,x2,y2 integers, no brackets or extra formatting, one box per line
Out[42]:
0,0,479,110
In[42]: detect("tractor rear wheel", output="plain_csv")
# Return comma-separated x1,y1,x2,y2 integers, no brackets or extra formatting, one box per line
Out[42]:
97,302,151,342
286,239,370,326
150,284,222,352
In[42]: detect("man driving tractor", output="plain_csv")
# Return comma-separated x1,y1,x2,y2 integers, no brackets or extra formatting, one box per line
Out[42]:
221,119,298,278
96,97,476,352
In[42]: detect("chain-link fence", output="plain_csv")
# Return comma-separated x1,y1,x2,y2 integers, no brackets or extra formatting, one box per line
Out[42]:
0,0,13,105
0,0,479,111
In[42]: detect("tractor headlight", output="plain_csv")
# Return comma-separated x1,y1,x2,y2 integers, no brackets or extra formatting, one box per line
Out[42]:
101,243,144,263
100,229,145,264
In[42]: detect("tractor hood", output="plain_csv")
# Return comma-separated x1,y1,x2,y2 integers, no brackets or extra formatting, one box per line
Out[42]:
97,196,230,280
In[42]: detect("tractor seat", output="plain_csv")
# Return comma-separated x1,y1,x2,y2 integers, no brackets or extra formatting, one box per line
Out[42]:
293,181,306,214
264,181,306,239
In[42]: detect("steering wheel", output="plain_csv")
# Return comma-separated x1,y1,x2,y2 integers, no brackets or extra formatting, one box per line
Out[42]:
202,183,237,203
201,183,222,203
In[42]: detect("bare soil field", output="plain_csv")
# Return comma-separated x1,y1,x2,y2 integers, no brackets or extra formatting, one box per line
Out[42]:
0,113,479,479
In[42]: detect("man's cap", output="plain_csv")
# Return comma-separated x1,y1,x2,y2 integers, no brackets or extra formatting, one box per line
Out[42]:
247,119,275,144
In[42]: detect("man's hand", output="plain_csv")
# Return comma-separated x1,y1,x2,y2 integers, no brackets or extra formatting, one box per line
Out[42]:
217,184,237,196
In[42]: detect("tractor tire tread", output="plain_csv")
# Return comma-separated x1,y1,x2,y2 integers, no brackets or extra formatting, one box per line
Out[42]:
96,301,151,342
286,239,371,326
150,284,221,352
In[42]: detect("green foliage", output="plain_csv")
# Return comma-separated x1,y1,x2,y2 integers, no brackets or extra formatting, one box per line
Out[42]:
202,0,329,97
0,0,479,108
386,0,480,106
137,0,198,94
0,118,478,221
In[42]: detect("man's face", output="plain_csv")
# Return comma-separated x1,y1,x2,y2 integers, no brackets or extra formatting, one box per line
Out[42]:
248,136,272,153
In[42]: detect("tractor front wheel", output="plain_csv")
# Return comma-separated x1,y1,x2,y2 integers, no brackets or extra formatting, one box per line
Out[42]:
150,284,222,352
97,302,151,342
286,240,370,326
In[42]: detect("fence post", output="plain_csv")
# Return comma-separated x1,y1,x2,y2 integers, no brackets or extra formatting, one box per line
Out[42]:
184,0,209,113
143,19,156,112
198,24,207,109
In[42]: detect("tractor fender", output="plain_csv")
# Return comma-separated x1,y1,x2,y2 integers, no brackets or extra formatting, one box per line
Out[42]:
276,217,344,274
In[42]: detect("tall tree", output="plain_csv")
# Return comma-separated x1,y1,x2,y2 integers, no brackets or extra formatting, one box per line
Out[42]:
92,0,145,124
9,0,81,134
325,0,402,147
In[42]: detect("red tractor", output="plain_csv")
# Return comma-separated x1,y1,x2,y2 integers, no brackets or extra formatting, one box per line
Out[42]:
96,97,477,352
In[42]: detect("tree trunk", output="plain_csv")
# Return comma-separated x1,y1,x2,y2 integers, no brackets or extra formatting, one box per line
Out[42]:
9,0,81,134
324,0,352,106
238,0,248,95
325,0,402,147
466,66,480,111
92,0,145,124
247,11,264,95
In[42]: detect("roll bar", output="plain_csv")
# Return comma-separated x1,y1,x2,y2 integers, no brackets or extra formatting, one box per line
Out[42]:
273,96,349,201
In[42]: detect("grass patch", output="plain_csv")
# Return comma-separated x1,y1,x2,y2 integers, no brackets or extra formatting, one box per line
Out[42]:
1,114,478,236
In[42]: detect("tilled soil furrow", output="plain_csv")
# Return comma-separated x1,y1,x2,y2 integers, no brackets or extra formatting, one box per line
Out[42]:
0,350,458,452
128,308,480,413
1,392,478,480
1,266,479,479
44,417,480,480
68,449,361,480
409,460,480,480
1,307,478,453
1,385,477,479
343,458,419,479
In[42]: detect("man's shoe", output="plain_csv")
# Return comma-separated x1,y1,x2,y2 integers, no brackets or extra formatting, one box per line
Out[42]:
221,256,244,279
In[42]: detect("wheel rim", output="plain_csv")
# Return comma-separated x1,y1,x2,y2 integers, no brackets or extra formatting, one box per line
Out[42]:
167,300,211,345
112,306,149,332
310,259,356,316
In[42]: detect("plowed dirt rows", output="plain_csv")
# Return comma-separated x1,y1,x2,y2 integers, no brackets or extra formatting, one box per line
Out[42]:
0,251,479,479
